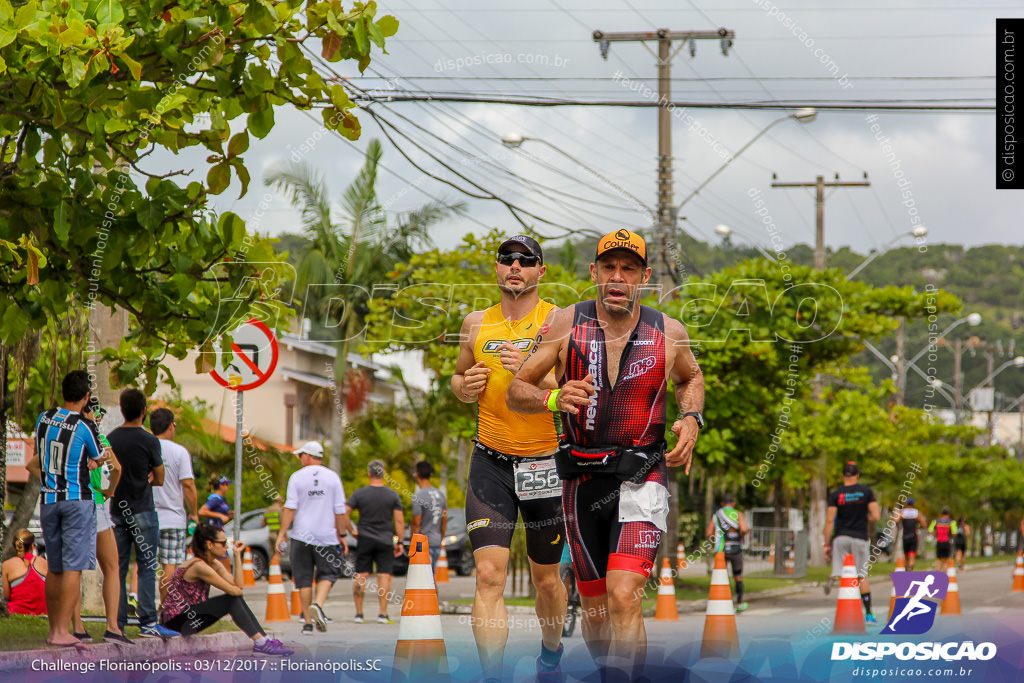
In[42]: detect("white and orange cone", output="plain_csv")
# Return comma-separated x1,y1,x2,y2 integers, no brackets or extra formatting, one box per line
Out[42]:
786,546,795,575
888,556,906,621
290,580,303,617
677,542,686,571
393,534,448,682
1012,552,1024,593
700,551,739,658
242,547,256,587
654,558,678,621
942,559,961,615
831,554,865,634
264,554,290,623
435,547,449,584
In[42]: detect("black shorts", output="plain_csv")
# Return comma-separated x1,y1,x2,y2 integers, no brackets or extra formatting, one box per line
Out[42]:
903,537,919,556
466,445,564,565
290,539,344,588
355,537,395,575
725,552,743,577
562,462,667,597
935,541,952,559
954,538,967,552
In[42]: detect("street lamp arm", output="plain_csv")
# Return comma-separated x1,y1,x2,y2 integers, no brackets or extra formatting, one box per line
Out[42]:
863,340,896,372
907,317,969,368
847,233,910,279
974,357,1024,389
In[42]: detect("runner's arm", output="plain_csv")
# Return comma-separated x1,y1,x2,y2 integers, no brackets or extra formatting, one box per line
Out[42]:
276,507,295,550
823,506,838,547
507,307,585,414
664,316,704,472
451,311,488,403
868,500,881,523
25,455,40,480
705,518,715,539
738,511,749,537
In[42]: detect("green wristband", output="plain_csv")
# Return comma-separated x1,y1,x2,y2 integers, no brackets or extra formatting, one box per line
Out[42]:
546,389,561,412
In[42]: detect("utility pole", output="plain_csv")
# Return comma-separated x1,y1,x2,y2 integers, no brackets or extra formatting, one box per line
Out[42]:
770,173,869,568
593,28,735,288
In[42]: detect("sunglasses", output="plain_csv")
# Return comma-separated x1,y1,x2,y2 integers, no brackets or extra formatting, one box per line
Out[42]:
212,539,228,546
497,251,540,267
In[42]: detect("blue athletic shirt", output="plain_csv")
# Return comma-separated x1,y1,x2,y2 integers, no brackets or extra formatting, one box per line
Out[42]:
34,408,102,504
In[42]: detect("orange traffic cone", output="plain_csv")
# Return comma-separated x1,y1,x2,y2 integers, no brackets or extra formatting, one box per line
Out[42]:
888,556,906,621
677,542,686,571
264,554,290,623
941,559,961,615
768,542,775,569
290,580,302,617
435,547,450,584
831,554,865,634
242,547,256,587
1012,552,1024,593
786,545,795,575
700,552,739,658
393,534,447,682
654,558,678,621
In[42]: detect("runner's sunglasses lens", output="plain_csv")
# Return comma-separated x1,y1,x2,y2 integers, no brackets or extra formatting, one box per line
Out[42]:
497,252,539,267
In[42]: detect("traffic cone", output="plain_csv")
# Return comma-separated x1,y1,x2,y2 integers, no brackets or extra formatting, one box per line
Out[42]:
393,534,447,682
941,559,961,616
290,580,302,617
264,554,290,623
831,554,865,634
768,542,775,569
786,545,795,575
1012,552,1024,593
677,542,686,571
435,547,450,584
700,552,739,658
888,556,906,621
654,558,678,621
242,547,256,587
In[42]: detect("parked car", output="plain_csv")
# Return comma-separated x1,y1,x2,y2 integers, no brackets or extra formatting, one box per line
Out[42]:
236,509,282,580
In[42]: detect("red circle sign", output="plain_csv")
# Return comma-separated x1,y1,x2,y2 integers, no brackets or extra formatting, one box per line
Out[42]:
210,319,279,392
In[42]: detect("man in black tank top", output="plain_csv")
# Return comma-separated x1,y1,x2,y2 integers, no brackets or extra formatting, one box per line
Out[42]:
508,230,704,680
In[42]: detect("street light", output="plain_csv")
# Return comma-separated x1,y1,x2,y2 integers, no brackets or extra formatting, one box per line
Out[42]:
712,224,778,263
976,355,1024,389
499,133,655,219
847,226,928,278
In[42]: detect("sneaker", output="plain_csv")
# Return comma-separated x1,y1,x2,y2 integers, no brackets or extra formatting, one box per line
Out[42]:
310,603,327,632
103,630,135,646
736,602,749,613
324,615,334,623
127,593,139,618
253,638,295,656
73,632,91,642
865,613,877,625
377,614,394,625
823,577,834,596
138,624,180,639
301,624,314,636
536,657,562,683
353,614,364,624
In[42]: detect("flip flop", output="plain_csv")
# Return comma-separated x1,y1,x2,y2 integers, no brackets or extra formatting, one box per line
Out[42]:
47,640,87,649
73,632,91,641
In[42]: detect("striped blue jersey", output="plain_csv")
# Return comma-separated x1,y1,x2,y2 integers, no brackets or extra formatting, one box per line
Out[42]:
34,408,102,504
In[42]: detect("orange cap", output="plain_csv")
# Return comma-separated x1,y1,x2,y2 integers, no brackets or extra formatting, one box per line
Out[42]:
595,229,647,266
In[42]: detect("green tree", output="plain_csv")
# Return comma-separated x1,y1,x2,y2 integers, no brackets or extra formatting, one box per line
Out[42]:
265,141,464,470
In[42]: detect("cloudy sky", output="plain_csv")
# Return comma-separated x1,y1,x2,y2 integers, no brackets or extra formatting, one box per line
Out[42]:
153,0,1017,264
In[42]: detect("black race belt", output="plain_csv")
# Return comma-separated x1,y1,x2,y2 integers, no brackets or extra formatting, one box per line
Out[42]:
554,441,666,483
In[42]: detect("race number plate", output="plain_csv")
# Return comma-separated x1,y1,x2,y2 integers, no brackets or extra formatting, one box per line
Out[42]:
513,457,561,500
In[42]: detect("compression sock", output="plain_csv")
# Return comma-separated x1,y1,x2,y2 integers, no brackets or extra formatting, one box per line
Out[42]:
735,579,744,604
861,592,872,615
539,642,564,671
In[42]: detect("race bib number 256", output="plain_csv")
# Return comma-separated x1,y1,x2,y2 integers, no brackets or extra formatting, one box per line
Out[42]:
513,457,561,500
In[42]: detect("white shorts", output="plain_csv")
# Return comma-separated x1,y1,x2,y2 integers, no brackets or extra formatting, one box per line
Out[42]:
95,501,113,534
831,535,869,578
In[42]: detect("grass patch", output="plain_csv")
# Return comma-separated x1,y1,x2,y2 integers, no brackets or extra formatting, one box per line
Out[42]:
0,614,239,651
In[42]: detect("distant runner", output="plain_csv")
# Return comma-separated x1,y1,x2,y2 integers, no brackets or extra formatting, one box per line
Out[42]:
929,507,958,571
954,515,970,571
706,493,749,612
898,497,926,571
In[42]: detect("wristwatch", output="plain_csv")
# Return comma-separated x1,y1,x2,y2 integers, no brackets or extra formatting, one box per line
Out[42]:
682,411,705,430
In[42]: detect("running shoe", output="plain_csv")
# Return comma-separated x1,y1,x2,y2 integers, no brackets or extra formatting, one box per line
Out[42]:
736,602,749,613
536,658,562,683
103,630,135,646
377,614,394,625
310,603,328,632
823,577,834,596
253,638,295,656
353,614,365,624
865,613,877,625
301,624,314,636
139,624,180,639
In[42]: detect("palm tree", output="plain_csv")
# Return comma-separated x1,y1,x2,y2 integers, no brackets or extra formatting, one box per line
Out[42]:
265,139,465,472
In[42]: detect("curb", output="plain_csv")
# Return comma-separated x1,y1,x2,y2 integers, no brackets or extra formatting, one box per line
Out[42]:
0,631,253,673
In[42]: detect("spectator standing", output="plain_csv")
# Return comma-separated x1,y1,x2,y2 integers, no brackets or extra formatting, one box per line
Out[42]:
410,461,448,573
200,475,234,571
276,442,349,636
29,370,103,647
150,408,198,602
264,495,284,550
108,388,179,639
346,459,404,625
2,530,47,616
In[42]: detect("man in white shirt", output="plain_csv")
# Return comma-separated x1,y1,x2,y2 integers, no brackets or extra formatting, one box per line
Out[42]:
150,408,198,602
276,441,350,636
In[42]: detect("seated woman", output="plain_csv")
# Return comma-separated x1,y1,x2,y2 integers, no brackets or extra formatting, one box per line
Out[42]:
2,529,48,615
161,524,293,656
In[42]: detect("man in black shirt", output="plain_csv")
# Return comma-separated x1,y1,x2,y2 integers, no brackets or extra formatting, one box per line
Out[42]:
107,388,178,639
898,497,926,571
823,461,881,623
345,460,404,624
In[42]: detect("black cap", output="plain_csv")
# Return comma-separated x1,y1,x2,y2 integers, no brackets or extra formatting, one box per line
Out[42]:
842,461,860,477
497,235,543,263
722,493,735,505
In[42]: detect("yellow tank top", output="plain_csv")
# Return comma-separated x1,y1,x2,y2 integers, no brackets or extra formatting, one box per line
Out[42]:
473,300,558,456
